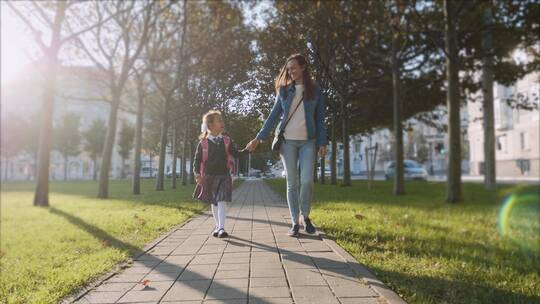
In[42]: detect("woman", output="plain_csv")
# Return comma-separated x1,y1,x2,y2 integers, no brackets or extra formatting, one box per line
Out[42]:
246,53,327,237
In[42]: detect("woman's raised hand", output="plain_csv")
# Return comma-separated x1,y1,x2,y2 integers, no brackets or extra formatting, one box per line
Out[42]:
245,138,260,152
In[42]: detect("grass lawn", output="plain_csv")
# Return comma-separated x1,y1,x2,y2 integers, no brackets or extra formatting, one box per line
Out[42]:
0,179,207,304
265,179,540,304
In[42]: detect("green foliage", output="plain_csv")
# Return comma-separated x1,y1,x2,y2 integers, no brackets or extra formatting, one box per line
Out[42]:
82,118,107,159
117,121,135,160
53,114,81,159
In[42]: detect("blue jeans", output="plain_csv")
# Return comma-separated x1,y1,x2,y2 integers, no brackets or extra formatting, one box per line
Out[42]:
280,139,316,226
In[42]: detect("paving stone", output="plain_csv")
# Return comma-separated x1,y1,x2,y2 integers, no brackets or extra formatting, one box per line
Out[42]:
248,298,293,304
107,273,146,283
177,265,217,281
250,277,288,287
338,298,380,304
249,286,291,298
205,285,248,300
285,268,327,286
203,300,246,304
141,272,178,282
213,269,249,279
190,253,221,265
117,281,174,303
291,286,340,304
81,291,125,303
217,263,249,271
211,278,249,288
330,285,377,298
92,282,136,293
161,280,211,301
250,268,286,278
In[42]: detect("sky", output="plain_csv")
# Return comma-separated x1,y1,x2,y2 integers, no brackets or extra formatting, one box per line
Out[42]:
0,1,272,86
1,2,37,84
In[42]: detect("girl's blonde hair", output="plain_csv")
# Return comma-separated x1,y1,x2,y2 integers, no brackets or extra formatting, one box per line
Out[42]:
199,110,222,139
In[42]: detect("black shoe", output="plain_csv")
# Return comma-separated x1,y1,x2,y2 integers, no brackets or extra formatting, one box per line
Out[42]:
212,228,219,237
304,217,316,234
288,224,300,237
217,229,228,238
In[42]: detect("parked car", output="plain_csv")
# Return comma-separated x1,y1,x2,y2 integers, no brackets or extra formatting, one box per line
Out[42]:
385,160,428,181
317,165,331,176
165,170,180,178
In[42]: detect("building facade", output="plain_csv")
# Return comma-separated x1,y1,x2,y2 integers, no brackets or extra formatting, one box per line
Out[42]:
468,72,540,178
1,66,182,181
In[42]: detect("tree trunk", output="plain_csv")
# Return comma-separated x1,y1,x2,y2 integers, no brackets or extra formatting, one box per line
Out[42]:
34,4,66,206
93,155,98,181
320,154,325,184
132,83,143,194
189,138,195,184
331,111,337,185
341,100,351,187
97,95,120,199
3,157,9,180
171,121,177,189
120,158,125,179
444,0,462,203
155,100,170,191
482,2,496,190
182,119,188,186
64,155,68,181
313,157,318,183
392,34,405,195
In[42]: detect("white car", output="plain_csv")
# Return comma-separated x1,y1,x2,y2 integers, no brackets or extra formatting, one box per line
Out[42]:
385,160,428,181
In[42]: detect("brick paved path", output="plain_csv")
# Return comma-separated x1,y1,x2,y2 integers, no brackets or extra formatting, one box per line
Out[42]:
74,180,406,304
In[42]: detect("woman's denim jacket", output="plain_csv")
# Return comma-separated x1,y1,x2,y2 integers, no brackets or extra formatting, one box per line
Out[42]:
256,83,328,147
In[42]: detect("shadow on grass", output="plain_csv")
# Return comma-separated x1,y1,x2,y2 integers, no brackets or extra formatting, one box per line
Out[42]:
320,223,540,277
371,266,540,304
47,207,277,304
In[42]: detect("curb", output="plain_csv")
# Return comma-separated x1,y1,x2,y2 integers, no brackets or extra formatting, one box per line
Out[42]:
319,232,408,304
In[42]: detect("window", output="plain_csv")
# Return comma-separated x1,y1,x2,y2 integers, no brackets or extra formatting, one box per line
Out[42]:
520,132,529,150
496,135,507,152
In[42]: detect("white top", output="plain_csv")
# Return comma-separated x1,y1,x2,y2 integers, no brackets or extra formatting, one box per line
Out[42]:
284,84,308,140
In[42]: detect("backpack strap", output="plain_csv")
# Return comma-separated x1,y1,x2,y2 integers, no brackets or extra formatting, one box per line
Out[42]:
222,135,236,176
200,138,209,177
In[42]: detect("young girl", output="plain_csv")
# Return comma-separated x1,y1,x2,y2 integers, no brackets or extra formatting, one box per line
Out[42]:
193,110,248,238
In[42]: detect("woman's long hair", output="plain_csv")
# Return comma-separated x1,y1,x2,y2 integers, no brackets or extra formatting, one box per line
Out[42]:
274,53,315,101
199,110,222,139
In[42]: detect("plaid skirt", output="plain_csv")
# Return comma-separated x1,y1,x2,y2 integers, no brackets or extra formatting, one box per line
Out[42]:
193,174,232,205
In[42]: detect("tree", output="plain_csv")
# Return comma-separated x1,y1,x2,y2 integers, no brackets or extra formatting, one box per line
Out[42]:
481,1,496,190
131,68,150,194
444,0,462,203
82,119,107,181
0,114,25,180
144,1,188,191
53,114,81,181
21,113,42,179
117,121,135,179
7,1,116,206
74,1,163,198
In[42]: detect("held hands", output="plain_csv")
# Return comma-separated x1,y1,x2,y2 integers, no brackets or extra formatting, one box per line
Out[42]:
244,138,325,157
245,138,260,152
318,146,327,158
195,174,203,185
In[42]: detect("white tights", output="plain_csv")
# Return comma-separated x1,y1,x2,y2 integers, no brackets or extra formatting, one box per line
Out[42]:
211,201,227,230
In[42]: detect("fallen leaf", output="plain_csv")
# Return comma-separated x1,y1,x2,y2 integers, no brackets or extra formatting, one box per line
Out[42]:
355,213,365,220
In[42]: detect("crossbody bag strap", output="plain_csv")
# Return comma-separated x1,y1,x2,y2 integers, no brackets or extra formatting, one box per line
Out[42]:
281,94,304,131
